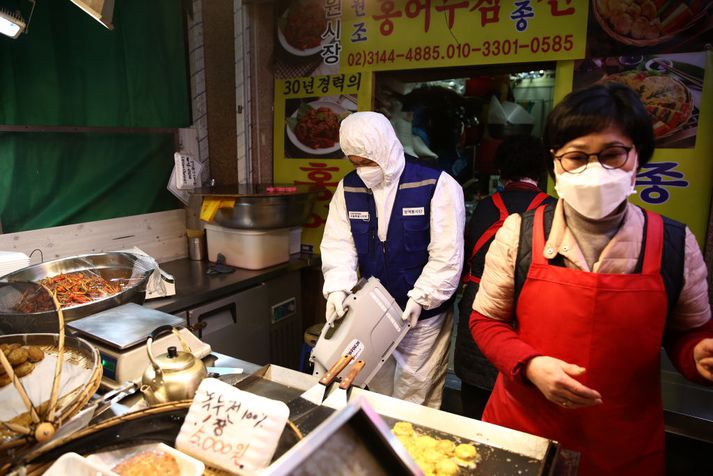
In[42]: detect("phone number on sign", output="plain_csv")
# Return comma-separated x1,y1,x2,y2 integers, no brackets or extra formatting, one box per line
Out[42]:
346,34,574,67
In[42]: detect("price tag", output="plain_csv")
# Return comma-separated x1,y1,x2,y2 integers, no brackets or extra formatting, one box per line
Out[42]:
176,378,289,474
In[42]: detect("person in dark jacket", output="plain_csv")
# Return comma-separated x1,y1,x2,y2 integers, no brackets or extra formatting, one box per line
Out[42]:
455,134,555,419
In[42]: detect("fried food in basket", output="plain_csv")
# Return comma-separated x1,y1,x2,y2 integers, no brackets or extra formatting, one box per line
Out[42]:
112,450,181,476
13,361,35,378
1,343,21,354
6,348,28,366
0,345,44,382
25,346,44,363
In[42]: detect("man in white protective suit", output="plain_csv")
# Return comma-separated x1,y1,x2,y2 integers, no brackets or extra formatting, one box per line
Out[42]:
320,111,465,408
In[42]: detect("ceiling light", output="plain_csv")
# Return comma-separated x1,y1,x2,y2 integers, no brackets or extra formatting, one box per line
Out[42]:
0,7,26,39
70,0,114,30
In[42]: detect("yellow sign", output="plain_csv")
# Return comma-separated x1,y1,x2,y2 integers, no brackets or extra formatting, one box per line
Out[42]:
273,72,373,252
340,0,588,72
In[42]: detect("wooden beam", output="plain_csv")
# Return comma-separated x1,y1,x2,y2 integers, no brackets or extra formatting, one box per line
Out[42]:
202,0,238,185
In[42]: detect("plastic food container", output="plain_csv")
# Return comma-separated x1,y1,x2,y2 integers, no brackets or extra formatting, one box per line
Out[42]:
44,452,119,476
86,442,205,476
205,223,290,270
288,226,303,255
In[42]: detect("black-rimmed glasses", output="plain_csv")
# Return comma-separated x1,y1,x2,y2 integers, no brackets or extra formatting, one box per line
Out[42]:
553,146,633,174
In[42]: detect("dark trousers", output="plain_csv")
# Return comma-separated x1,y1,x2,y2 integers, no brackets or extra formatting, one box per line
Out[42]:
459,381,492,420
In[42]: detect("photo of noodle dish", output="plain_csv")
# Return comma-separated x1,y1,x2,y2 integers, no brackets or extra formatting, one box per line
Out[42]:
277,0,327,57
286,100,350,156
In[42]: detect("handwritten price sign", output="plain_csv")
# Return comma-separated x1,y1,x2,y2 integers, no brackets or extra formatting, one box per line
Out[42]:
176,378,289,473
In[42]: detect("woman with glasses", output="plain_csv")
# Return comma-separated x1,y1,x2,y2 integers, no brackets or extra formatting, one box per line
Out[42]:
468,83,712,475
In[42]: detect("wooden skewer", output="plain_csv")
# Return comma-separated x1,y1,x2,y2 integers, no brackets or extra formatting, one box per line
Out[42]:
2,421,32,435
46,288,65,423
0,349,39,424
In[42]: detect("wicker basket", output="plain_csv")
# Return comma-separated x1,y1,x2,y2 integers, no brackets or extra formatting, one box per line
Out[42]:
0,288,102,462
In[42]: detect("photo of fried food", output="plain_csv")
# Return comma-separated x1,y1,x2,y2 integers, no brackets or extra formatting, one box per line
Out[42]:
0,374,10,388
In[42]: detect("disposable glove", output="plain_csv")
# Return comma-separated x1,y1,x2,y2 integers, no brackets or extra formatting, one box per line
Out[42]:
325,291,348,326
401,298,422,327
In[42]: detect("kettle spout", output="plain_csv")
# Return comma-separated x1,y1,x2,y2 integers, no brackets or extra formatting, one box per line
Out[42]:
140,384,162,405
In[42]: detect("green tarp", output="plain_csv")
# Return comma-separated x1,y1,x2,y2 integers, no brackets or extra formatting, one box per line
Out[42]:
0,0,190,232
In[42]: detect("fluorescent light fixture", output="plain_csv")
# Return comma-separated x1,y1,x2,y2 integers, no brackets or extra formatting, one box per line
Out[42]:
0,8,26,39
71,0,114,30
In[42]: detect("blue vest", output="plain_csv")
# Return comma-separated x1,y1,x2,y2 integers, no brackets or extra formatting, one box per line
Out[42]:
343,160,452,319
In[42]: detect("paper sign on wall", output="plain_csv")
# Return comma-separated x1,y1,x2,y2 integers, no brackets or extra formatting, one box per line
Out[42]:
176,378,289,474
174,152,202,190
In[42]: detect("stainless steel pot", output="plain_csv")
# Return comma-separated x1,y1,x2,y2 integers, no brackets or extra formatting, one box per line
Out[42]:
0,252,156,334
207,184,318,229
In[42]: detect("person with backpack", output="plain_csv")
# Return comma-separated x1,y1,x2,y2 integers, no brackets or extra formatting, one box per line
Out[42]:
455,135,556,419
469,83,713,475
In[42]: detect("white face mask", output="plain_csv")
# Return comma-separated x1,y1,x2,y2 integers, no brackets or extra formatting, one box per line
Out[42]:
356,166,384,188
554,162,636,219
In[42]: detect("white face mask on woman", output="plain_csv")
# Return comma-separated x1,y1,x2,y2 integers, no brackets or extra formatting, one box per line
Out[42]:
357,166,384,189
554,162,636,219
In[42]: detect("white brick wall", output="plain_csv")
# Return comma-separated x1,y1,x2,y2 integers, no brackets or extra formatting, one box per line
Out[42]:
188,0,210,185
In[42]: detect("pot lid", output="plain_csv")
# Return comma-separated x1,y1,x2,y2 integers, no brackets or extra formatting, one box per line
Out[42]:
154,346,196,371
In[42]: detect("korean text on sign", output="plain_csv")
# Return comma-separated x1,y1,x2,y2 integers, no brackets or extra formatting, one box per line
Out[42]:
176,378,289,474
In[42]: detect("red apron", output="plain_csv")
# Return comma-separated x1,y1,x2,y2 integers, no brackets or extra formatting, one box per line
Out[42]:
482,206,668,475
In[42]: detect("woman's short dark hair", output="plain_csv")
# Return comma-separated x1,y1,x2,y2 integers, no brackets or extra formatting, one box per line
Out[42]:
543,82,654,176
494,134,549,182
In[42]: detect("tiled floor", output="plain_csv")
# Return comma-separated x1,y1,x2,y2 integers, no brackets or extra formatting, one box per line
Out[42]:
445,305,713,475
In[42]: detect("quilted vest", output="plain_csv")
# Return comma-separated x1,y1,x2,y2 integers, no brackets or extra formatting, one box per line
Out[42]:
343,160,451,319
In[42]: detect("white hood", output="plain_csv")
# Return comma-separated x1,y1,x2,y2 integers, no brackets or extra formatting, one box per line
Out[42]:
339,111,405,186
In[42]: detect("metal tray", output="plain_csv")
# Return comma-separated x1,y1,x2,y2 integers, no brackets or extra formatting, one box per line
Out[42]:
0,252,155,334
67,304,184,350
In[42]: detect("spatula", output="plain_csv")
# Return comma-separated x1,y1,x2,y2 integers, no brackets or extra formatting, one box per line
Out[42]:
323,359,365,410
286,354,353,421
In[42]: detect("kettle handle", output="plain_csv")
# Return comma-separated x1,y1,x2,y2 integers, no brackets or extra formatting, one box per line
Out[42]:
150,325,178,340
147,325,178,377
150,325,190,353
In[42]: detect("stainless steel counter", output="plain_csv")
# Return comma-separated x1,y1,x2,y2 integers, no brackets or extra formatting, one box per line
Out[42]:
145,254,319,315
661,351,713,444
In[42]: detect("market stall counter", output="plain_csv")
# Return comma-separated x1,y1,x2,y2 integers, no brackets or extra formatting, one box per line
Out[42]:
7,356,574,476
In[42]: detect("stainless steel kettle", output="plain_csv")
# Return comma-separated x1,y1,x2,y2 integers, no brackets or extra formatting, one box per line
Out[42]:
140,326,207,405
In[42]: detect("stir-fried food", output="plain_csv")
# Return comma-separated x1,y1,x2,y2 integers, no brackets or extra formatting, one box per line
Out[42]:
12,272,123,313
39,272,120,307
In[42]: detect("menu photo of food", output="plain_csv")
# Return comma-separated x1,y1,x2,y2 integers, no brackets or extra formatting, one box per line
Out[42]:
275,0,338,79
574,52,706,149
587,0,713,56
284,95,356,159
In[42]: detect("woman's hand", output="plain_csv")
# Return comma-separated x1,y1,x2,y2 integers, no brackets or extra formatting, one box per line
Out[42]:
693,338,713,382
525,356,603,409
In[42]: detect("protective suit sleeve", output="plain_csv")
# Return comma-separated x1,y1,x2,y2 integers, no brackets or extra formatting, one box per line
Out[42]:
320,180,359,297
407,172,465,309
